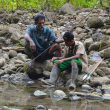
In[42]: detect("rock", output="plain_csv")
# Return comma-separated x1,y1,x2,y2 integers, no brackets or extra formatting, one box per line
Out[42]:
36,105,46,110
17,53,27,62
88,42,101,51
43,71,51,77
70,95,81,101
53,90,66,101
84,38,93,52
9,50,17,58
87,17,104,28
96,69,105,76
99,67,110,75
105,29,110,35
82,84,93,90
33,90,47,98
0,58,5,67
102,94,110,100
3,53,9,61
91,76,110,85
59,3,75,15
100,47,110,58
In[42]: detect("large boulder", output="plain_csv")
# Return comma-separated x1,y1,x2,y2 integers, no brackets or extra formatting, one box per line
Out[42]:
59,3,75,15
25,60,53,80
87,17,104,28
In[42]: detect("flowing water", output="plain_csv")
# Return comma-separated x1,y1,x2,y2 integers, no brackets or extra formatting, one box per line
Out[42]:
0,80,110,110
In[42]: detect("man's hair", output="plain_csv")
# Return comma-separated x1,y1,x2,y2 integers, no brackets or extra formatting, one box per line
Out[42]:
34,14,45,23
63,32,74,41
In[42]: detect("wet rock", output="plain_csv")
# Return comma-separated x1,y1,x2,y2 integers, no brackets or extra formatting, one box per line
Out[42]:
36,105,46,110
82,84,93,90
69,95,81,101
53,90,66,101
87,17,104,28
69,91,102,100
34,90,47,98
102,94,110,100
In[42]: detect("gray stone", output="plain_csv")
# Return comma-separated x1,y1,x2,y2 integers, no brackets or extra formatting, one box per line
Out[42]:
87,17,104,28
9,50,17,58
59,3,75,15
91,76,110,84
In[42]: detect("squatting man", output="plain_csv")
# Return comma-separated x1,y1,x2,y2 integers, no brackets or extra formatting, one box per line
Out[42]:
24,14,62,79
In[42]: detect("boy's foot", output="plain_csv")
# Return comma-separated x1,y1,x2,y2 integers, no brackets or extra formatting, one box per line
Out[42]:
68,83,76,91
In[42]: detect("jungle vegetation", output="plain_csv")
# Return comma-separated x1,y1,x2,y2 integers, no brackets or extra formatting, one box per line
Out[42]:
0,0,110,12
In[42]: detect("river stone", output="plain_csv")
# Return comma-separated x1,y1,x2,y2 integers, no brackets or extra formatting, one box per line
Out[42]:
36,105,46,110
101,85,110,94
99,67,110,75
17,53,27,62
53,90,66,101
100,47,110,58
33,90,47,98
84,38,93,52
87,17,104,28
3,53,9,61
82,84,93,90
70,95,81,101
91,76,110,84
9,50,17,58
102,94,110,100
0,58,5,67
105,29,110,35
96,69,105,77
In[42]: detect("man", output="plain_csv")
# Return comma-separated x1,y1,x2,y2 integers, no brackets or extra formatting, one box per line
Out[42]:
24,14,62,80
44,32,88,90
24,14,62,62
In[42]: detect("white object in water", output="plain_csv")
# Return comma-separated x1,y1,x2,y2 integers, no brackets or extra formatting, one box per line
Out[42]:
34,90,47,97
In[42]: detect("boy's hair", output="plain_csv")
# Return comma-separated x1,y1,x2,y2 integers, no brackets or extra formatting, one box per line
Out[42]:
34,14,45,23
63,32,74,41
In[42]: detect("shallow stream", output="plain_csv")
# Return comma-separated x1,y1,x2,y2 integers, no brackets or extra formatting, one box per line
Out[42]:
0,80,110,110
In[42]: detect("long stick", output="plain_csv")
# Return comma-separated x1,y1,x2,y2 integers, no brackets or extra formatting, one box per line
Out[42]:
83,59,102,81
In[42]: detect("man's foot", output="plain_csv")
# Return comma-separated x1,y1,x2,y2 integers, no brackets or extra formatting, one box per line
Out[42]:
68,83,76,91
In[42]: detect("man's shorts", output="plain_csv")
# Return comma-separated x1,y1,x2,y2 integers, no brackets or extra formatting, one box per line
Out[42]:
53,59,82,73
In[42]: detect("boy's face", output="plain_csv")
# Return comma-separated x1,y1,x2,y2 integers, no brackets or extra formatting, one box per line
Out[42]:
64,39,75,46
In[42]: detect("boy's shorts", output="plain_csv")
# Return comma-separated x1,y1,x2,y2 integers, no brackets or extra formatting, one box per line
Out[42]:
53,59,82,73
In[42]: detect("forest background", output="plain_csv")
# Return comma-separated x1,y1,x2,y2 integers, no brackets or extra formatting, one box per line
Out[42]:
0,0,110,12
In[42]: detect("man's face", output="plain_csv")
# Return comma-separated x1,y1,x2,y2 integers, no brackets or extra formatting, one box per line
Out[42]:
36,19,45,30
64,39,75,46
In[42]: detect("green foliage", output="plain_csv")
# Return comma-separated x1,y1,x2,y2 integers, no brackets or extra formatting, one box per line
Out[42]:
0,0,110,11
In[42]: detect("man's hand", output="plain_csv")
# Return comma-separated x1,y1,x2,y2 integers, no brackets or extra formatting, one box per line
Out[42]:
30,41,36,51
